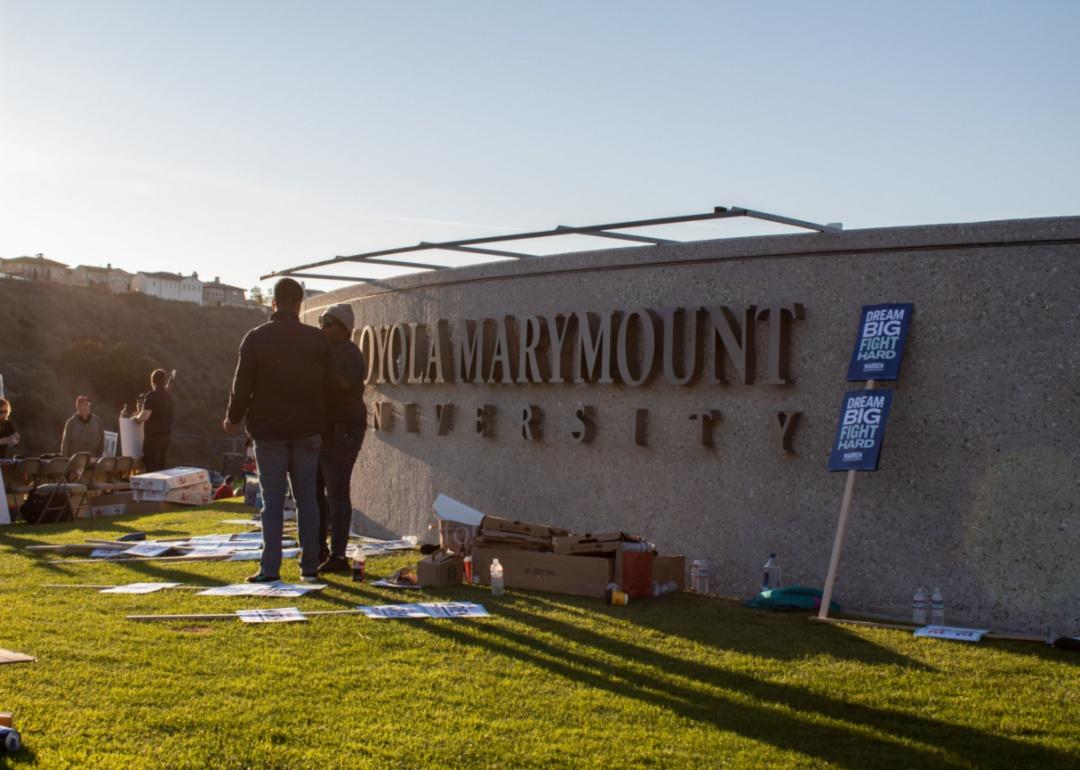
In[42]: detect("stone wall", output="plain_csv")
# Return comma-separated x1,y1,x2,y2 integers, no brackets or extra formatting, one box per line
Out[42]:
304,217,1080,633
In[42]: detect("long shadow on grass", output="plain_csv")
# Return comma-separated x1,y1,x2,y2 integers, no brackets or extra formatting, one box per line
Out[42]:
409,599,1073,770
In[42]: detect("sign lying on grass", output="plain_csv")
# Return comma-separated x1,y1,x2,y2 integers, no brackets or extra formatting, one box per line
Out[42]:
358,602,490,619
914,625,989,643
236,607,307,624
100,582,181,594
827,390,894,472
198,582,326,598
847,303,914,381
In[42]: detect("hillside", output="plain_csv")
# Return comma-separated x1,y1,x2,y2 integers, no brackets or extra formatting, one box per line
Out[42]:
0,278,267,468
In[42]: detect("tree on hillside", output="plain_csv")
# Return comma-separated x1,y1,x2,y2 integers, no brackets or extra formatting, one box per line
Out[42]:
58,339,156,410
249,286,269,306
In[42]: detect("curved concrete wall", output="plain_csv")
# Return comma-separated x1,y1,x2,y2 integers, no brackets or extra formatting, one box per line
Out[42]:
304,217,1080,633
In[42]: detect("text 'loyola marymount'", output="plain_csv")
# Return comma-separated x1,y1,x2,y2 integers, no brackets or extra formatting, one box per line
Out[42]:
356,304,804,387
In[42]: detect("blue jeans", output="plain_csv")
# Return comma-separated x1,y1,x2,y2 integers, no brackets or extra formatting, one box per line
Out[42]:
318,429,362,559
254,434,322,577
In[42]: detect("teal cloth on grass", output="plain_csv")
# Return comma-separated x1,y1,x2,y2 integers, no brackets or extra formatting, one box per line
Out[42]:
746,585,840,613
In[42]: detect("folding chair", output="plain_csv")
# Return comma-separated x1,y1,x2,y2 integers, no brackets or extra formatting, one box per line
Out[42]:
111,456,135,491
33,452,90,522
5,458,42,510
87,456,118,494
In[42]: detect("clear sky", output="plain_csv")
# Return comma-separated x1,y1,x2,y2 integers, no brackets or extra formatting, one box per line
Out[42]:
2,0,1078,293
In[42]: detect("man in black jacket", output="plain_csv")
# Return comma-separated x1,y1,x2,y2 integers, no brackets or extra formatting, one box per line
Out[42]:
224,278,335,583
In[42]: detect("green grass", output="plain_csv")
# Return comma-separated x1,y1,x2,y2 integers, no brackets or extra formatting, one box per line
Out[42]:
1,504,1078,769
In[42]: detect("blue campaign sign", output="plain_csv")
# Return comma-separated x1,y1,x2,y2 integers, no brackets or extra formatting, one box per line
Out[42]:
828,389,894,472
846,303,914,381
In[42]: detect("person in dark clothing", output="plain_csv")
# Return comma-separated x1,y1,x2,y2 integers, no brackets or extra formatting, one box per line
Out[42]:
314,303,367,574
224,278,336,584
0,398,20,459
134,369,173,471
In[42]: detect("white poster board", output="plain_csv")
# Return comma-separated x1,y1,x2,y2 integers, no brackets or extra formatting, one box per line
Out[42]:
103,430,118,457
0,472,10,525
118,417,144,459
236,607,307,624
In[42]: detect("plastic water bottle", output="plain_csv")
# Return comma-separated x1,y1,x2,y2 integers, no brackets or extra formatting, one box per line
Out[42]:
689,560,700,592
912,587,928,625
930,587,945,625
490,558,504,596
696,560,710,594
762,553,782,591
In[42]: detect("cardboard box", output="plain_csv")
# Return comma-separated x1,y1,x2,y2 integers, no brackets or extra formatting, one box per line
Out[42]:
553,532,635,555
130,467,209,493
417,552,464,588
132,481,212,505
651,555,686,591
433,494,485,556
472,546,614,598
482,516,570,540
616,547,654,598
86,491,188,518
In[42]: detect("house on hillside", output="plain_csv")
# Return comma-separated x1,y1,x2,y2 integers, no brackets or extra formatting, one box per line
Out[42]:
202,277,246,307
131,271,203,305
72,263,132,293
0,254,70,282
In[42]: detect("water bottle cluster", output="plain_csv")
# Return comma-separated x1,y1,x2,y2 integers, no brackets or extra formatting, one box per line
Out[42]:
912,586,945,626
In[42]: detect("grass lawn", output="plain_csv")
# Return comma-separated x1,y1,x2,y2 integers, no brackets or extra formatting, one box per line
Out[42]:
0,504,1078,769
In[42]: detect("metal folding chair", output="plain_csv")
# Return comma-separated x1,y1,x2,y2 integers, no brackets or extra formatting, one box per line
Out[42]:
34,452,90,522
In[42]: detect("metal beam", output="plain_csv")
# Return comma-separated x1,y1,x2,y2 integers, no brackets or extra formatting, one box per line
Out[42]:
424,243,535,260
260,271,381,282
356,257,447,270
556,225,678,245
731,206,840,233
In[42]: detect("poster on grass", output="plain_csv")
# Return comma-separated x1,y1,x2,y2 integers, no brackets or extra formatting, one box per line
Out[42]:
847,303,914,381
827,390,894,472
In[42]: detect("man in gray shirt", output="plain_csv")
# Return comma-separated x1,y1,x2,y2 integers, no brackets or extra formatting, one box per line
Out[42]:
60,395,104,458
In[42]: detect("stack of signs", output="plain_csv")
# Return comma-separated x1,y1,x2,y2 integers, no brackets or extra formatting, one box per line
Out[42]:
358,602,490,619
828,303,913,473
85,532,298,561
131,467,212,505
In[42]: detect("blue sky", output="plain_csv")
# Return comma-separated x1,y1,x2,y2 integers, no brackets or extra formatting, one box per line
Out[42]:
1,0,1077,293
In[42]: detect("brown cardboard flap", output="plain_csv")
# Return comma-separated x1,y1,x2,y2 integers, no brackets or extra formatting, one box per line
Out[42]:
481,516,570,540
552,532,636,554
472,546,613,598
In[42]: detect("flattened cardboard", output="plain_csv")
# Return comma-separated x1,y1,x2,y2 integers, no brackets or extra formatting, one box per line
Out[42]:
553,532,636,555
651,555,686,591
481,516,569,540
417,552,464,587
472,546,613,598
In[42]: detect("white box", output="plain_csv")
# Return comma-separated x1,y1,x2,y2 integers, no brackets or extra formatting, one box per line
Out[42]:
130,467,209,493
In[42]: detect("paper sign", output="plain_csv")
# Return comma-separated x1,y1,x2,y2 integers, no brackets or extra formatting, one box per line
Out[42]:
358,602,490,619
90,548,125,558
370,579,423,589
123,543,172,558
182,548,225,559
847,303,914,381
198,582,326,597
100,582,181,594
236,607,307,623
914,625,989,643
827,389,895,472
0,472,10,525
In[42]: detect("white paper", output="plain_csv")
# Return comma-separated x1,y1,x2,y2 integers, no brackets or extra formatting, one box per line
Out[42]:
198,582,326,597
0,471,11,525
181,548,225,559
100,582,181,594
913,625,989,642
358,602,490,619
119,416,144,459
123,543,172,558
433,494,486,526
369,579,423,589
90,548,125,558
236,607,307,623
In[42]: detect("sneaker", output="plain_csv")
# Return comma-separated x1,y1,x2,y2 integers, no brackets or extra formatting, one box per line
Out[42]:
318,555,351,574
300,573,320,584
246,573,281,583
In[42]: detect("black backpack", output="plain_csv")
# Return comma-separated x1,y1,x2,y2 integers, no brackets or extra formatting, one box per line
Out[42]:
20,490,74,524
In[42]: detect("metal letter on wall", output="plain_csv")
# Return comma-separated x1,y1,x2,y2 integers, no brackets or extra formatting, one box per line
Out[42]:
661,307,702,386
574,311,617,384
387,323,409,385
634,408,649,446
545,314,575,384
616,308,660,386
373,401,394,431
357,325,388,385
486,317,515,384
689,410,721,448
404,403,420,433
757,303,805,385
521,406,544,441
435,403,455,435
455,319,488,384
707,305,755,385
570,404,596,444
774,411,801,453
407,324,427,384
424,320,454,384
475,405,496,438
516,315,549,384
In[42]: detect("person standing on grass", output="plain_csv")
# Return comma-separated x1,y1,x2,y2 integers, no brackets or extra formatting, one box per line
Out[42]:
60,395,104,458
224,277,335,584
0,398,20,458
132,369,173,471
314,303,367,574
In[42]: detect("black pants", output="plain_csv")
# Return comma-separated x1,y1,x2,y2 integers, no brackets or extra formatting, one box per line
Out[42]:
142,434,170,472
317,427,363,559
